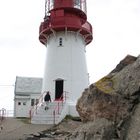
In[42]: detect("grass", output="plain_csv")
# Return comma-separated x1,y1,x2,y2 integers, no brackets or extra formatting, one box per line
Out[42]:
16,117,30,124
64,115,81,122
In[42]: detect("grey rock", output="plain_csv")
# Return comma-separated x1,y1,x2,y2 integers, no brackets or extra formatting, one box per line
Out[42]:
125,103,140,140
67,118,116,140
76,54,140,140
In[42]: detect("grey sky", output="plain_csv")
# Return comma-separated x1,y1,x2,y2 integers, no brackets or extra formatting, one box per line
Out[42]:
0,0,140,110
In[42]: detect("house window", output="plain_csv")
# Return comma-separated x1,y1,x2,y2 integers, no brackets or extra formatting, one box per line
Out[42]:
31,99,35,106
59,37,63,46
23,102,26,105
18,102,21,105
36,99,39,105
31,99,39,106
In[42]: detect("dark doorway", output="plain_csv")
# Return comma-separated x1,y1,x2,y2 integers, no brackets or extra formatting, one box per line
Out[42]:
55,80,63,100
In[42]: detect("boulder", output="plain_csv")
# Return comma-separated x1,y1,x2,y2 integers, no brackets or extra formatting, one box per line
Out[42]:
76,55,140,122
75,54,140,140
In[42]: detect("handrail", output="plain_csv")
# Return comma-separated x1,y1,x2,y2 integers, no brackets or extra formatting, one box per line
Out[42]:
29,90,69,124
0,108,6,122
29,91,46,120
53,91,68,124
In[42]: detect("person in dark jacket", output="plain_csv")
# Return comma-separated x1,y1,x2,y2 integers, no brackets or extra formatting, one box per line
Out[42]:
44,91,51,110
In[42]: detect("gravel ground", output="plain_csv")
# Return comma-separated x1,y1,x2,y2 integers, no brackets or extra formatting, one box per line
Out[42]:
0,117,52,140
0,117,82,140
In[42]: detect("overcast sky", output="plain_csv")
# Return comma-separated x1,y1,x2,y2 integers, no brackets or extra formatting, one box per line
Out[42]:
0,0,140,111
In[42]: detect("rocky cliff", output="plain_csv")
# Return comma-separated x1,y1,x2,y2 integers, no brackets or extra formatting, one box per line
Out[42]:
68,55,140,140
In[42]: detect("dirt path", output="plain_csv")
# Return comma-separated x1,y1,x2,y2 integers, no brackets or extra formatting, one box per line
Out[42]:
0,117,52,140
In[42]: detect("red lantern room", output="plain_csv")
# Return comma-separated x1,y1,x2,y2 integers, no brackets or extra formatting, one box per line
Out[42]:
39,0,93,45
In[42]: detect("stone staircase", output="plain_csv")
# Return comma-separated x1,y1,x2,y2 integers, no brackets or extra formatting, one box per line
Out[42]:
31,101,68,124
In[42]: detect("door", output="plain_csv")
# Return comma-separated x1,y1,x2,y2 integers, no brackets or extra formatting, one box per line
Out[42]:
55,80,63,100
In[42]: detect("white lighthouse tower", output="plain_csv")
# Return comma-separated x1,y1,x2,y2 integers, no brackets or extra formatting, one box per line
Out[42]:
31,0,92,124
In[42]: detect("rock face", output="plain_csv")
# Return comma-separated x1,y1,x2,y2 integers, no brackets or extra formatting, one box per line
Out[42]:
66,118,117,140
74,55,140,140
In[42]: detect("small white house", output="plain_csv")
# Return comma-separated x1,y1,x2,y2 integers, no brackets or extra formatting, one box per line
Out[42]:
14,76,42,118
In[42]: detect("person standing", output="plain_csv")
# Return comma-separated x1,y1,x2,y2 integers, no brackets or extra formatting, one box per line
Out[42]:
44,91,51,110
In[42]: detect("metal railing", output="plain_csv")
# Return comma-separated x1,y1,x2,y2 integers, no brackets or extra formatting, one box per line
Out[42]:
6,110,14,117
29,91,46,120
0,108,6,122
29,90,69,124
53,91,68,124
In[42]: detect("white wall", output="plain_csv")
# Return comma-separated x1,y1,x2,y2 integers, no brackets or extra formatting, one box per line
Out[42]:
14,93,40,118
15,97,30,117
42,31,89,104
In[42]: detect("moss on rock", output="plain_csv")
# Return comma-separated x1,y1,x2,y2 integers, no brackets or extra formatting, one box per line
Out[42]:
95,76,114,94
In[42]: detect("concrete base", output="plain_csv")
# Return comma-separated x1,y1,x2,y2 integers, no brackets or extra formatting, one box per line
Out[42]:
67,102,79,117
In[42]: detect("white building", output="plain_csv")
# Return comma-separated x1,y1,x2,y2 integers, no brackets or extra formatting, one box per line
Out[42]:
14,76,42,118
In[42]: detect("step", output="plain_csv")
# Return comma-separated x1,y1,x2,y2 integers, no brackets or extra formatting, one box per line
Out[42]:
34,107,63,115
31,119,59,124
32,103,65,115
31,101,67,124
31,114,60,124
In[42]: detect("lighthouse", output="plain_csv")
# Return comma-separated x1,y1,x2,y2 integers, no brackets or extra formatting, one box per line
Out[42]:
39,0,93,116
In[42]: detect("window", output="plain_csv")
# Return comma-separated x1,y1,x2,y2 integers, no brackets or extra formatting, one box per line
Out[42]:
31,99,39,106
59,37,63,46
36,99,39,105
31,99,35,106
18,102,21,105
23,102,26,105
74,0,80,5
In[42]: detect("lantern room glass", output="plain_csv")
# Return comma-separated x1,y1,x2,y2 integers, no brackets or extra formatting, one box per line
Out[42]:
45,0,87,16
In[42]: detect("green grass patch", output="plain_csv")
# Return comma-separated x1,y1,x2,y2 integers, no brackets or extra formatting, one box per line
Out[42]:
16,117,30,124
64,115,81,122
